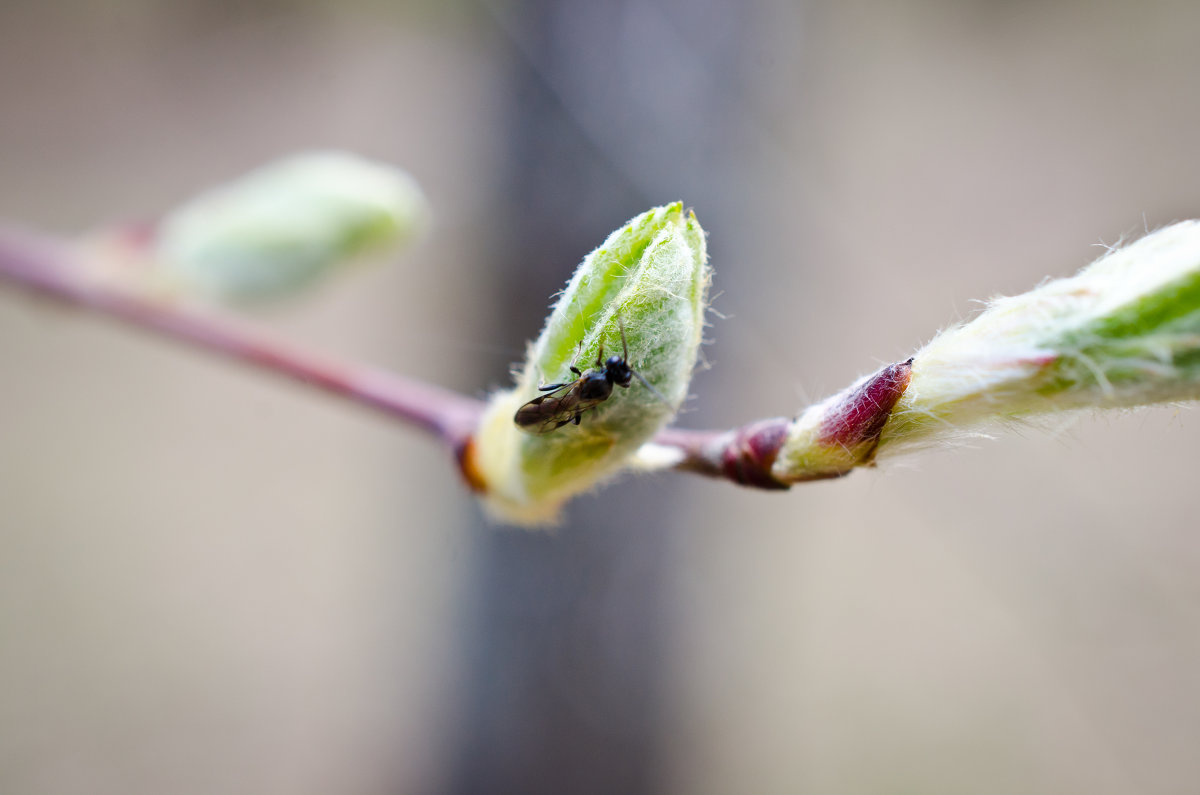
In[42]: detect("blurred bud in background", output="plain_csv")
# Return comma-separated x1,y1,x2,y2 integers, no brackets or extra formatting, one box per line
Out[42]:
87,150,428,304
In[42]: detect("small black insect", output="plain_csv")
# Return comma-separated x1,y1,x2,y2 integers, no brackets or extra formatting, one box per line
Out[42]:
514,321,665,434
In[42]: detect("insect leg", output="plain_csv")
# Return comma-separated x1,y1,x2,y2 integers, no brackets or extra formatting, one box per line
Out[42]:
570,340,585,372
538,381,570,392
573,412,582,425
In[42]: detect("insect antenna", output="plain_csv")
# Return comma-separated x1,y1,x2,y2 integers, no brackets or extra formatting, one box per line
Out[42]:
615,315,671,405
631,368,670,406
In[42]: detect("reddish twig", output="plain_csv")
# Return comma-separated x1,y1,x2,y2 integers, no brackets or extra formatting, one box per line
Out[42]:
0,226,484,453
652,420,795,489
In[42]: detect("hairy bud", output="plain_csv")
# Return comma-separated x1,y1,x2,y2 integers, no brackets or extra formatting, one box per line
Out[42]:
469,203,710,525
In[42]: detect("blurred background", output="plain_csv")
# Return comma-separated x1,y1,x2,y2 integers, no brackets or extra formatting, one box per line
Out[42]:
3,0,1200,793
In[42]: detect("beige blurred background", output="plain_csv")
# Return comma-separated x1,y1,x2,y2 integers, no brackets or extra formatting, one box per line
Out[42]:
2,1,1200,793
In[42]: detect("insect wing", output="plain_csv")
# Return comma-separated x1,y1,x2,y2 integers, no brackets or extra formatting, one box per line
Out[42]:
514,383,605,434
514,384,576,434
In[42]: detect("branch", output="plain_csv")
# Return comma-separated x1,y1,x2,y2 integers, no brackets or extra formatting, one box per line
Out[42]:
7,218,1200,518
0,226,484,466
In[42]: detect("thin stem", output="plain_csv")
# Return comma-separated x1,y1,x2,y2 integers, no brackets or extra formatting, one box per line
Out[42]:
0,226,484,449
649,427,725,477
650,419,796,489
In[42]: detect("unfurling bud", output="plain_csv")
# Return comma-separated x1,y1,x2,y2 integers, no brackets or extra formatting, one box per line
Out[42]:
879,220,1200,458
467,203,710,525
769,220,1200,484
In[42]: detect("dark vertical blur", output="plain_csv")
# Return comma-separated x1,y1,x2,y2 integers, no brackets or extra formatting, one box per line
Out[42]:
447,1,756,792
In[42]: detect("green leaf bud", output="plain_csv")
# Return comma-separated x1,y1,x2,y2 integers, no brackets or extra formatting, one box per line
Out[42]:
154,150,427,301
467,203,710,525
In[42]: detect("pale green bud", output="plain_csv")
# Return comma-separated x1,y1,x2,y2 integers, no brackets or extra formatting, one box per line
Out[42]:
766,221,1200,482
880,220,1200,458
154,151,426,301
466,203,710,525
